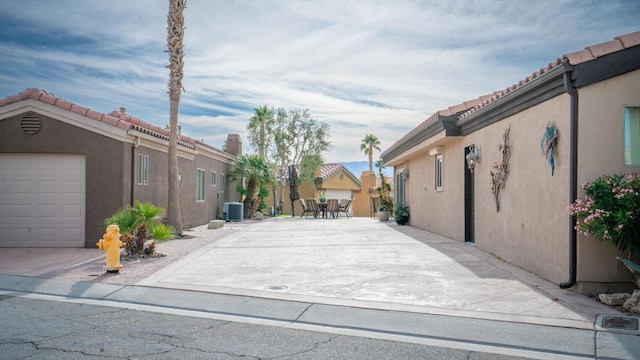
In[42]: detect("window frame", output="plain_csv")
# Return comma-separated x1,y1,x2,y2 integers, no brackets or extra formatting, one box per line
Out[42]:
625,106,640,166
435,154,443,191
136,153,149,185
211,170,217,186
196,168,206,202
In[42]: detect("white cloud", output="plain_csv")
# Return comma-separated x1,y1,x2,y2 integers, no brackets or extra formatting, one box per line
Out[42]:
1,0,638,162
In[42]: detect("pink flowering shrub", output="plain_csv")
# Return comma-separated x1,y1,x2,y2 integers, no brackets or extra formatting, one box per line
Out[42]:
568,173,640,256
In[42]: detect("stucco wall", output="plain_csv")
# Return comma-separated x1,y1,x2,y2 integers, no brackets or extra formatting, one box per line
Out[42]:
127,143,237,230
0,112,127,247
352,171,377,217
470,94,571,284
574,67,640,291
402,143,466,241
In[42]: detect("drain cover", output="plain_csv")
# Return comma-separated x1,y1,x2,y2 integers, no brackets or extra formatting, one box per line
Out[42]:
264,285,288,291
600,316,639,331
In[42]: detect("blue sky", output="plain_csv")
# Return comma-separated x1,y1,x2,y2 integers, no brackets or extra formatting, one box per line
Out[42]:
1,0,639,163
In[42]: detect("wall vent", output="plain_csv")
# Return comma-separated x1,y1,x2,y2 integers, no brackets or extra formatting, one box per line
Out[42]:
21,114,42,135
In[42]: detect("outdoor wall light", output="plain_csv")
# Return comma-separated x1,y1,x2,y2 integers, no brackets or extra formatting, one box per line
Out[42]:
466,145,481,173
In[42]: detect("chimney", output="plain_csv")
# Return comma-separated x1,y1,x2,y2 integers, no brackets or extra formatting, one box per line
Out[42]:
225,134,242,156
119,107,126,120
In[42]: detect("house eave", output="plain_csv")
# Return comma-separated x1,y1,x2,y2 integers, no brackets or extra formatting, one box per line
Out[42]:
384,130,462,166
455,65,568,135
382,113,461,164
571,45,640,88
0,99,129,142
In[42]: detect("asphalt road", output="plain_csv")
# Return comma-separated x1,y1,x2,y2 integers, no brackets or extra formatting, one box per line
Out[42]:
0,294,532,360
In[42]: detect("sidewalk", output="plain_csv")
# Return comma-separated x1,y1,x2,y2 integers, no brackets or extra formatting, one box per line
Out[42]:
1,217,638,359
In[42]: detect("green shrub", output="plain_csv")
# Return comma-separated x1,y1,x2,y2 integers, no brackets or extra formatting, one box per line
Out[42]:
568,173,640,256
104,208,141,235
151,223,176,242
103,201,173,254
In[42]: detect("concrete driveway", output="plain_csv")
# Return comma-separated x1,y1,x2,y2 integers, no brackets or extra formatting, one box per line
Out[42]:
2,216,636,359
136,217,617,328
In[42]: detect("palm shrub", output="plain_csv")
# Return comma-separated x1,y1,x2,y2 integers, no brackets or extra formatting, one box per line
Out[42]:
375,158,393,213
150,223,175,242
229,154,275,218
103,201,175,255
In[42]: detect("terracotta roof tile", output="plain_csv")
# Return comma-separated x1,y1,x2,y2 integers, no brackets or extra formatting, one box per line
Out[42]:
70,104,89,116
586,39,624,58
318,163,360,186
319,163,342,179
100,115,120,127
0,88,199,149
616,32,640,47
39,93,57,105
54,98,73,110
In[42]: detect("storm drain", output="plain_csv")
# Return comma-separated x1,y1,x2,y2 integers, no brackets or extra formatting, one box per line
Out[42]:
596,315,640,334
264,285,288,291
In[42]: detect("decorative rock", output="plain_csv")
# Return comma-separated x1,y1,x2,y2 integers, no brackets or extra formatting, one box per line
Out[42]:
255,211,264,220
599,293,631,306
207,220,224,229
623,290,640,314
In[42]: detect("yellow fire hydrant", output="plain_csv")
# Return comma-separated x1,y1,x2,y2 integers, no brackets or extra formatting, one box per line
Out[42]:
97,224,124,272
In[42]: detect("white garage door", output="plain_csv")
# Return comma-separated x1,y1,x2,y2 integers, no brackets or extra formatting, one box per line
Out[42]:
0,154,85,247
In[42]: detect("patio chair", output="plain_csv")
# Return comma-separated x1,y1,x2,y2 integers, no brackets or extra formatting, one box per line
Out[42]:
371,197,379,218
326,198,339,218
299,198,310,218
337,199,352,218
304,198,319,218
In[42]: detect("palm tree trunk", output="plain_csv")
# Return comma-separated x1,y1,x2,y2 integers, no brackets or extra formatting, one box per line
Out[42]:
166,0,186,234
368,145,373,171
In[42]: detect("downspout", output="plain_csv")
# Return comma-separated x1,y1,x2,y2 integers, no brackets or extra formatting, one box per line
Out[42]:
560,65,578,289
131,136,140,206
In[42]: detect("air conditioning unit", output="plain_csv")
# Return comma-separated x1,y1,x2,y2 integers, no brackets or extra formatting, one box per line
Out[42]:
223,202,243,222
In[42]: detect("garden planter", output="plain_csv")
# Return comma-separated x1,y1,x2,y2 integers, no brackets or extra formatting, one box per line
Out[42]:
378,210,390,221
395,215,409,225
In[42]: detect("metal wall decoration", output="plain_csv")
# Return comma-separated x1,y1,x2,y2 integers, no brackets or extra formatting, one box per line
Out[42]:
490,125,511,212
540,122,558,176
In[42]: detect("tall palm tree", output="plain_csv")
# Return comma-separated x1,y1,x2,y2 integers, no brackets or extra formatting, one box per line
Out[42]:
166,0,186,234
248,105,273,158
360,134,381,171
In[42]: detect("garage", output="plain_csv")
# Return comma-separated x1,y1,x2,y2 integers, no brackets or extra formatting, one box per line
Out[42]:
0,154,85,247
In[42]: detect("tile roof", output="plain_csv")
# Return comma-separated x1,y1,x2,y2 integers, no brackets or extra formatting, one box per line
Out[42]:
458,31,640,120
383,31,640,163
319,163,344,179
0,88,198,149
318,163,362,186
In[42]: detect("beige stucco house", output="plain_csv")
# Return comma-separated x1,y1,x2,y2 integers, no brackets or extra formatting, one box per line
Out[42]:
273,163,362,216
381,31,640,294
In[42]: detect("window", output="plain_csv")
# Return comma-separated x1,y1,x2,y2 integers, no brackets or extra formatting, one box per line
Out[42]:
625,106,640,165
212,171,217,186
220,173,225,190
435,154,443,191
197,169,205,201
136,154,149,185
